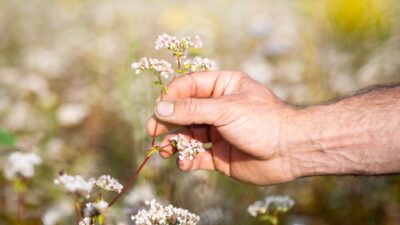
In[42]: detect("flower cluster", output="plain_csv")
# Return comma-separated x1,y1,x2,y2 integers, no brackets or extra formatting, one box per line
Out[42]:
131,57,174,78
183,57,216,72
90,175,123,193
3,151,42,180
131,199,200,225
78,217,91,225
85,200,109,215
247,196,295,217
54,173,93,195
169,134,205,160
155,33,202,57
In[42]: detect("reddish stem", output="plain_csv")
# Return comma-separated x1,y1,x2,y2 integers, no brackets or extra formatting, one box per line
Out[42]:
109,76,169,208
18,191,25,223
108,155,151,207
108,143,171,208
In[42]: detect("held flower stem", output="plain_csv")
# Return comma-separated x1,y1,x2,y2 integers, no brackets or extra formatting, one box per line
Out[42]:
108,140,213,208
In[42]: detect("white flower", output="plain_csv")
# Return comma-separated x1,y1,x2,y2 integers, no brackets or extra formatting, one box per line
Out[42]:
131,57,174,78
169,134,205,161
57,103,88,127
93,200,108,212
54,173,93,195
131,199,200,225
155,33,181,51
79,217,92,225
90,175,123,193
155,33,202,57
85,200,109,215
181,36,202,49
247,196,295,217
3,151,42,180
183,57,216,72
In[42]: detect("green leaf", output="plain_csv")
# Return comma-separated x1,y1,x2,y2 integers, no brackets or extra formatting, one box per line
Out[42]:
13,178,27,193
98,214,105,225
259,214,278,225
152,81,162,85
0,129,16,147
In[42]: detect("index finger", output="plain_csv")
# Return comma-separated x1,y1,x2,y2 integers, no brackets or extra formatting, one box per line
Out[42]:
146,70,242,137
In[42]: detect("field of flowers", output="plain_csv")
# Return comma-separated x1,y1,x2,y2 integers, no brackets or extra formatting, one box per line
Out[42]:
0,0,400,224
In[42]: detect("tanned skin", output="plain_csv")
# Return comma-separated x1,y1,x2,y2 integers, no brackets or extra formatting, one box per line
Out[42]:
146,71,400,185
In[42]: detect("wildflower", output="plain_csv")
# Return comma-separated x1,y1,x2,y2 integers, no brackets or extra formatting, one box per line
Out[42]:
93,200,108,213
57,103,88,127
3,151,42,180
155,33,202,57
183,57,216,72
90,175,123,193
180,35,202,49
131,199,200,225
247,196,295,217
85,200,109,216
169,134,205,161
131,57,174,78
155,33,180,51
54,173,93,195
78,217,92,225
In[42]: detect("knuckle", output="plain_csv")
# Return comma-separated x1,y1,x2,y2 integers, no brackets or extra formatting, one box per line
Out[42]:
182,98,199,116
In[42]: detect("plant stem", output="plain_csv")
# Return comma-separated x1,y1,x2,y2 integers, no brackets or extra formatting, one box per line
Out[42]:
74,201,82,222
108,143,171,208
17,191,25,223
177,56,181,70
108,155,150,207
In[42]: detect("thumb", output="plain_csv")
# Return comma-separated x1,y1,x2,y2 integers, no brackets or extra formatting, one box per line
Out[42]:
155,97,226,125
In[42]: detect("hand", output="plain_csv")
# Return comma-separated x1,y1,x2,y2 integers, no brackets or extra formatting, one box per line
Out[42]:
146,71,299,185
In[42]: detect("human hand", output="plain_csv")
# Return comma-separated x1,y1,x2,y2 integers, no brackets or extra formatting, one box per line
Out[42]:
146,71,300,185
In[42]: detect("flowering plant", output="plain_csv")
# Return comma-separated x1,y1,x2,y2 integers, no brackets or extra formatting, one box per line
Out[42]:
106,33,215,224
247,196,295,225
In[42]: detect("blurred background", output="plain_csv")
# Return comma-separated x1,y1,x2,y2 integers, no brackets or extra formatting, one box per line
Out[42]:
0,0,400,224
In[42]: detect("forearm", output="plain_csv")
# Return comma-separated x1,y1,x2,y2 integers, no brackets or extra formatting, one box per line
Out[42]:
286,85,400,178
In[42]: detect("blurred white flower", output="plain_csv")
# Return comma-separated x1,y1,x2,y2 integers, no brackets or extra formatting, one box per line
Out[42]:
247,196,295,217
85,200,109,215
57,103,89,127
3,151,42,180
170,134,205,161
54,173,93,195
23,48,64,78
90,175,123,193
183,57,216,72
131,57,174,78
241,56,274,84
42,201,73,225
131,199,200,225
125,183,155,206
79,217,92,225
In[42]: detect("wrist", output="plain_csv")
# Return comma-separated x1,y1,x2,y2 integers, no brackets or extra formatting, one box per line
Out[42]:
282,105,361,179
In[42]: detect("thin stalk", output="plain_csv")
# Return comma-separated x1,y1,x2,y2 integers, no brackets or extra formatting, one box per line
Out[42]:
74,201,82,222
17,191,25,223
108,144,170,208
108,155,150,207
109,57,187,208
74,194,83,222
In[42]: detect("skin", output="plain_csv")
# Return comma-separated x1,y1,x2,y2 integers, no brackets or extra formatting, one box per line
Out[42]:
146,71,400,185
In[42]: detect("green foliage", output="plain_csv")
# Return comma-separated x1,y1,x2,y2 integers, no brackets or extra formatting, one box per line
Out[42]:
0,129,16,147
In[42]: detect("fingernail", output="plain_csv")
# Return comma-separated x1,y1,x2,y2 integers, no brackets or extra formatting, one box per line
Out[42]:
157,101,174,117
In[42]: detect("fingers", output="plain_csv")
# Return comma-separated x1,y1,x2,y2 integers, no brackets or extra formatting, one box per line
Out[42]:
146,71,244,137
162,71,241,100
155,97,228,126
146,115,178,137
